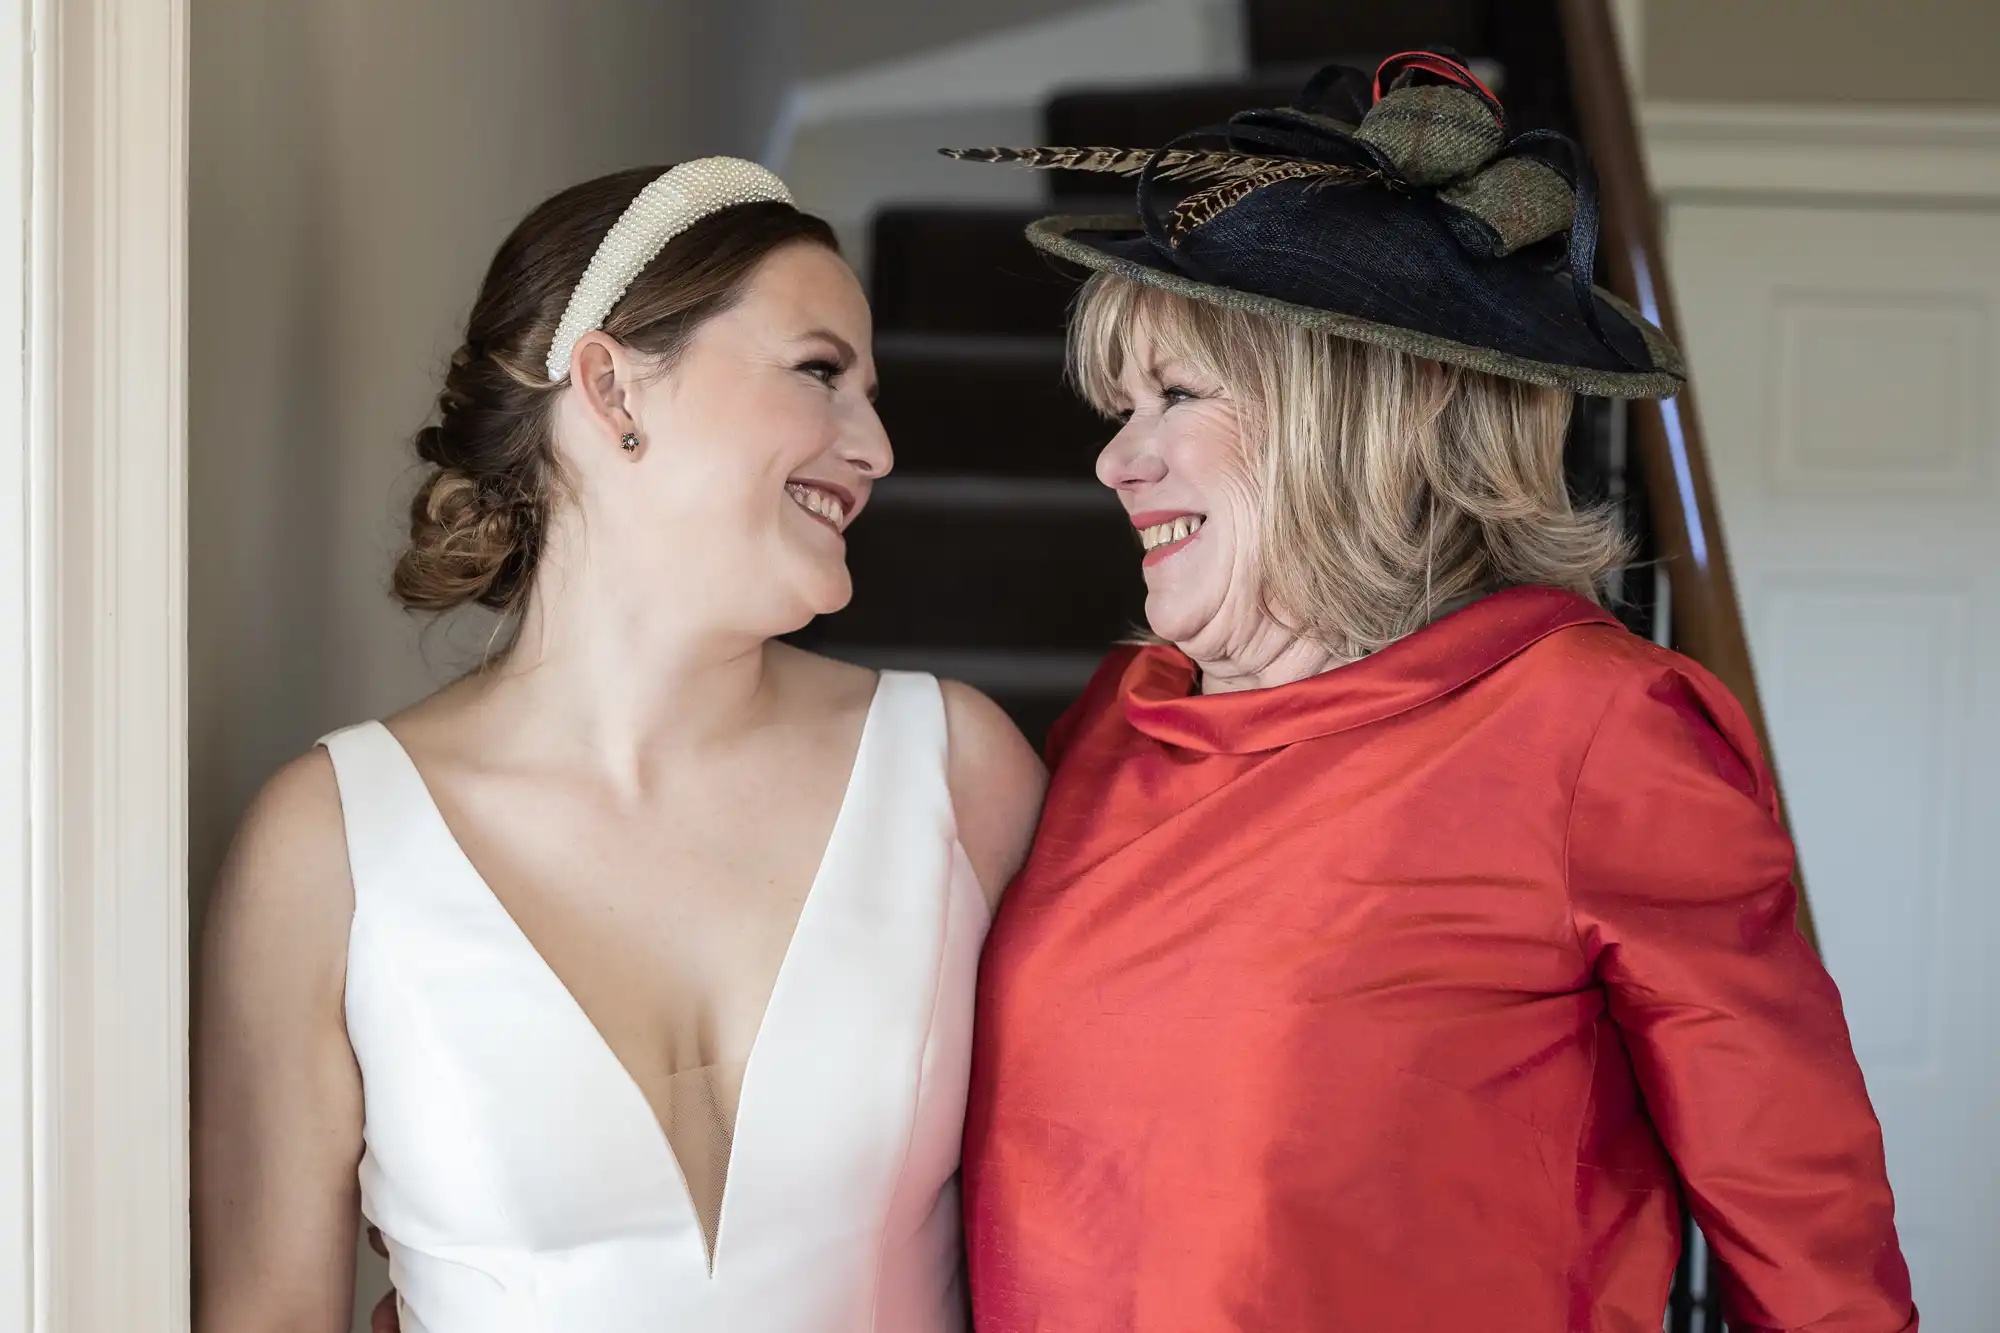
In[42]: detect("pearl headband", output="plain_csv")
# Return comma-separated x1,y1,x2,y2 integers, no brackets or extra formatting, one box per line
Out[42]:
544,156,795,382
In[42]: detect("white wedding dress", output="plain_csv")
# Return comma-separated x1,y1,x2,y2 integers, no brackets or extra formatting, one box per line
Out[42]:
320,671,987,1332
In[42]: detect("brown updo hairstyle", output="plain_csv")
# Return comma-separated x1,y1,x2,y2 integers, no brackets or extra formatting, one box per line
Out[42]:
391,165,839,616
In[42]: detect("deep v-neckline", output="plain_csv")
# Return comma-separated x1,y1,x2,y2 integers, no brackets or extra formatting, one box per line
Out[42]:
373,676,886,1273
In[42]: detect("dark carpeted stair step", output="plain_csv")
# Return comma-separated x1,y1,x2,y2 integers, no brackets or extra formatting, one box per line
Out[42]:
1243,0,1575,135
810,475,1144,650
873,332,1107,476
870,207,1087,337
1245,0,1491,71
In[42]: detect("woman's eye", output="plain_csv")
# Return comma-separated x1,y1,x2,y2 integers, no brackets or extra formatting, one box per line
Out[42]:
1162,385,1198,407
799,359,841,386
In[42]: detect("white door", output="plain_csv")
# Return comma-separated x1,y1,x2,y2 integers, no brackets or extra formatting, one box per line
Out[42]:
1669,199,2000,1330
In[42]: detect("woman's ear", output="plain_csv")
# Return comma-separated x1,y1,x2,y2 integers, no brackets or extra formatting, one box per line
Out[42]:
571,331,640,453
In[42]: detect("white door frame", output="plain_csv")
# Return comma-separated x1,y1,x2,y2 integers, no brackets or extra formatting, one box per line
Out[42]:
1,0,190,1330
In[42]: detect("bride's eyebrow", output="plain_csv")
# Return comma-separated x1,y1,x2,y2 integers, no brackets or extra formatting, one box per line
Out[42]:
796,328,857,364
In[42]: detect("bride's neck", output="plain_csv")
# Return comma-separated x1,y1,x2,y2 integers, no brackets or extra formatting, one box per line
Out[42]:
476,551,780,776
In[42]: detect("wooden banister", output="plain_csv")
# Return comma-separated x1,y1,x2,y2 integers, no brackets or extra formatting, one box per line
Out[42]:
1557,0,1819,950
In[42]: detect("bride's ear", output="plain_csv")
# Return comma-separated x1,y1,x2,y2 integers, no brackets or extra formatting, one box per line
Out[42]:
570,331,641,455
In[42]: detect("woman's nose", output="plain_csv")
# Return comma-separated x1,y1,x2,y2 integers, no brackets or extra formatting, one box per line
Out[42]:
1095,421,1165,490
843,402,894,479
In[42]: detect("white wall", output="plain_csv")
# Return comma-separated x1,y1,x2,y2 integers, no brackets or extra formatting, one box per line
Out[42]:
190,1,768,1323
1645,0,2000,106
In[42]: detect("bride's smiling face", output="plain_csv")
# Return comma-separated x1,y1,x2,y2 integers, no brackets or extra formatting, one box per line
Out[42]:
562,242,890,637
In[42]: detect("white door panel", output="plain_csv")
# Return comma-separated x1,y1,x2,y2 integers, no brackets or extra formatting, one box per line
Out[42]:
1668,200,1999,1330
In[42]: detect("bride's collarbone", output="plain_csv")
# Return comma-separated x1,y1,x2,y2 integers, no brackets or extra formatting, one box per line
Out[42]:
401,694,875,1079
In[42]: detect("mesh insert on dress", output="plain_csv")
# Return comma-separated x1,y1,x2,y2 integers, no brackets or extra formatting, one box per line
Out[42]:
663,1059,748,1260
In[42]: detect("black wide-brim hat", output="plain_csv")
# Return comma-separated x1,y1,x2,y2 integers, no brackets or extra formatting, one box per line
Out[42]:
945,51,1685,400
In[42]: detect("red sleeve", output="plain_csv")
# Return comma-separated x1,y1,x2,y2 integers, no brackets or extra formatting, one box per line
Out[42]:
1566,664,1916,1333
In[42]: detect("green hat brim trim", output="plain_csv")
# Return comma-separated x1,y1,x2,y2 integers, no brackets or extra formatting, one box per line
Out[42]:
1026,215,1687,402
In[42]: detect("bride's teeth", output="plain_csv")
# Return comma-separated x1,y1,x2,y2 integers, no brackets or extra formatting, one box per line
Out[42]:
788,483,846,529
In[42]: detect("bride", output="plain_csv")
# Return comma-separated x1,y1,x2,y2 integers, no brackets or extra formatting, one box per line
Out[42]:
192,159,1045,1332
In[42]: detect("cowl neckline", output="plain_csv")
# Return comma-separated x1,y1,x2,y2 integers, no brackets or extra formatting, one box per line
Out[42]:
1120,584,1620,754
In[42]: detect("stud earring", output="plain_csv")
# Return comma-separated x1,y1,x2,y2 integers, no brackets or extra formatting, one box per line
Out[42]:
619,432,640,454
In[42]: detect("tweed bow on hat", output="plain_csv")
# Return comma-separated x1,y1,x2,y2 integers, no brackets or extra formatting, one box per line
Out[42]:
944,50,1685,400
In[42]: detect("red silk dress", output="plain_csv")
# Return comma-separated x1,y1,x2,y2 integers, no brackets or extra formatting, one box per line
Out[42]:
963,586,1915,1333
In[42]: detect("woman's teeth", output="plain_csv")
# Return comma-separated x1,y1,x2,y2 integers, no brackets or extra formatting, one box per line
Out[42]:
787,483,847,530
1139,515,1204,552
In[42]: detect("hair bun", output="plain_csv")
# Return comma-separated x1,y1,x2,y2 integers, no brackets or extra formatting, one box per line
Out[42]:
391,465,529,613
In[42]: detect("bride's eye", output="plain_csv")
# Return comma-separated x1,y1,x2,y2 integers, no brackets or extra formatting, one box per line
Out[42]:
1162,385,1200,407
798,359,841,386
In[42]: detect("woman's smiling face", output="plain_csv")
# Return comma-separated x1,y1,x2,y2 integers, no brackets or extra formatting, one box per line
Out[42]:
1092,318,1271,659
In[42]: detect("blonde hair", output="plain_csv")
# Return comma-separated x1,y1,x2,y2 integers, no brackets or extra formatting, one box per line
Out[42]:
1069,273,1631,659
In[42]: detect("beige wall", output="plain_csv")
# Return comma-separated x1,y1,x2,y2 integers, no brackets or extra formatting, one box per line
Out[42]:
1645,0,2000,105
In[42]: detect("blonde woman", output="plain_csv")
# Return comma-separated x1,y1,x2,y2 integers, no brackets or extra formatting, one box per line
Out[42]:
951,53,1915,1332
193,162,1043,1333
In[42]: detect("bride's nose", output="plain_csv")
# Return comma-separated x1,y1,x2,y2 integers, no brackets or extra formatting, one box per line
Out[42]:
842,403,893,479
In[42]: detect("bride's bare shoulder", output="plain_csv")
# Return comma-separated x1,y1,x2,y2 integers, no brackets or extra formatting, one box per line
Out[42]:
936,680,1045,909
201,744,352,991
216,746,349,895
765,645,1042,903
